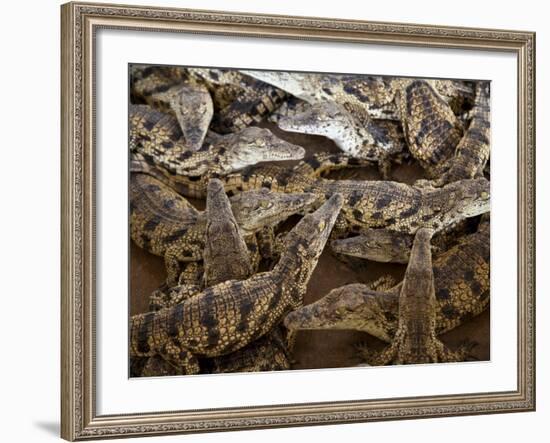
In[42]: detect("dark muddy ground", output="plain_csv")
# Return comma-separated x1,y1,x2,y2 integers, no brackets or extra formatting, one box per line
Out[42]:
129,122,490,372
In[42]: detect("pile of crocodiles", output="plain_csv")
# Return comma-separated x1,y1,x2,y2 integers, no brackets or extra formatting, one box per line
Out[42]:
129,65,490,376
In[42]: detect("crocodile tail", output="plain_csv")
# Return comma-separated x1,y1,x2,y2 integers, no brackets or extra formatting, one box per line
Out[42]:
440,81,491,183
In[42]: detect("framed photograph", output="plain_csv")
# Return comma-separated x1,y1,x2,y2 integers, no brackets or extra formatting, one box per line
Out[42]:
61,1,535,440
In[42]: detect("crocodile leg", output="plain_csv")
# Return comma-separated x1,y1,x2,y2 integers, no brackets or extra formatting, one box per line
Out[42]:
362,228,474,365
161,340,200,375
178,262,203,287
257,226,276,260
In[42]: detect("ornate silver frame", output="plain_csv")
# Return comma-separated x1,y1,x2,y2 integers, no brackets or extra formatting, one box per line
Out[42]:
61,2,536,440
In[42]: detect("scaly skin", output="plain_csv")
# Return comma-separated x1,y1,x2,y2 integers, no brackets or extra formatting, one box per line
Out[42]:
131,65,288,135
284,218,490,342
133,328,291,376
130,151,373,199
135,179,295,376
396,79,464,177
131,65,213,151
242,70,474,120
135,150,488,242
134,149,488,242
130,173,318,285
437,82,491,185
277,101,406,172
200,327,291,374
130,105,305,177
332,229,413,263
218,161,489,242
203,180,294,373
130,194,344,374
331,217,480,263
359,228,472,365
321,177,489,236
203,179,252,287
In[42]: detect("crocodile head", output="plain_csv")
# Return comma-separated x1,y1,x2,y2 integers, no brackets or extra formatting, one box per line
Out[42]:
275,194,344,305
170,84,213,151
282,193,344,260
240,70,320,102
331,229,412,264
283,283,398,343
278,101,351,133
220,127,305,173
278,102,376,152
431,178,490,228
230,189,319,234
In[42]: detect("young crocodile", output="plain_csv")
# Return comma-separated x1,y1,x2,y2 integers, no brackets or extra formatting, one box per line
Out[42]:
130,173,318,286
139,150,489,240
277,101,406,176
131,65,288,135
203,180,293,373
203,179,253,287
134,179,293,376
359,228,472,365
435,81,491,185
131,66,213,151
130,194,344,374
242,70,474,121
131,150,372,200
331,217,480,264
130,104,305,177
284,218,489,343
322,177,489,236
396,79,464,177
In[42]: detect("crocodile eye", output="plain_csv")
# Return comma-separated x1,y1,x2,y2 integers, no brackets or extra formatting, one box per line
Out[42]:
480,191,489,199
260,201,272,209
318,220,326,231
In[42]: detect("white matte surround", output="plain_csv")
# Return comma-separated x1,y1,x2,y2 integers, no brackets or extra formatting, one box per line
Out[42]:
95,28,517,415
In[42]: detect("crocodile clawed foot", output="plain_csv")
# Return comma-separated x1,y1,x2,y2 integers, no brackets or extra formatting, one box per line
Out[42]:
456,339,478,361
355,342,376,365
413,178,437,189
438,339,478,363
367,274,398,292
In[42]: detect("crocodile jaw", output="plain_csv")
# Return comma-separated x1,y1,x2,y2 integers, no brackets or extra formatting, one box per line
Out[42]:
284,284,395,342
232,191,319,233
225,127,305,172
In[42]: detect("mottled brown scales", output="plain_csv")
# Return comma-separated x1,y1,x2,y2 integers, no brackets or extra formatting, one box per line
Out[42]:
203,179,253,286
332,229,413,263
201,327,291,374
331,217,480,264
130,173,318,286
128,68,489,375
438,82,491,184
137,154,489,240
135,179,295,376
277,98,406,170
359,228,472,365
130,105,305,178
397,80,464,177
132,151,372,200
323,177,489,236
130,195,344,374
131,65,288,135
284,217,490,343
194,160,489,240
243,70,473,121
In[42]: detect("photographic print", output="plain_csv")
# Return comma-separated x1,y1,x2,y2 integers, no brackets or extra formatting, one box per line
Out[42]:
128,65,491,377
61,4,535,438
